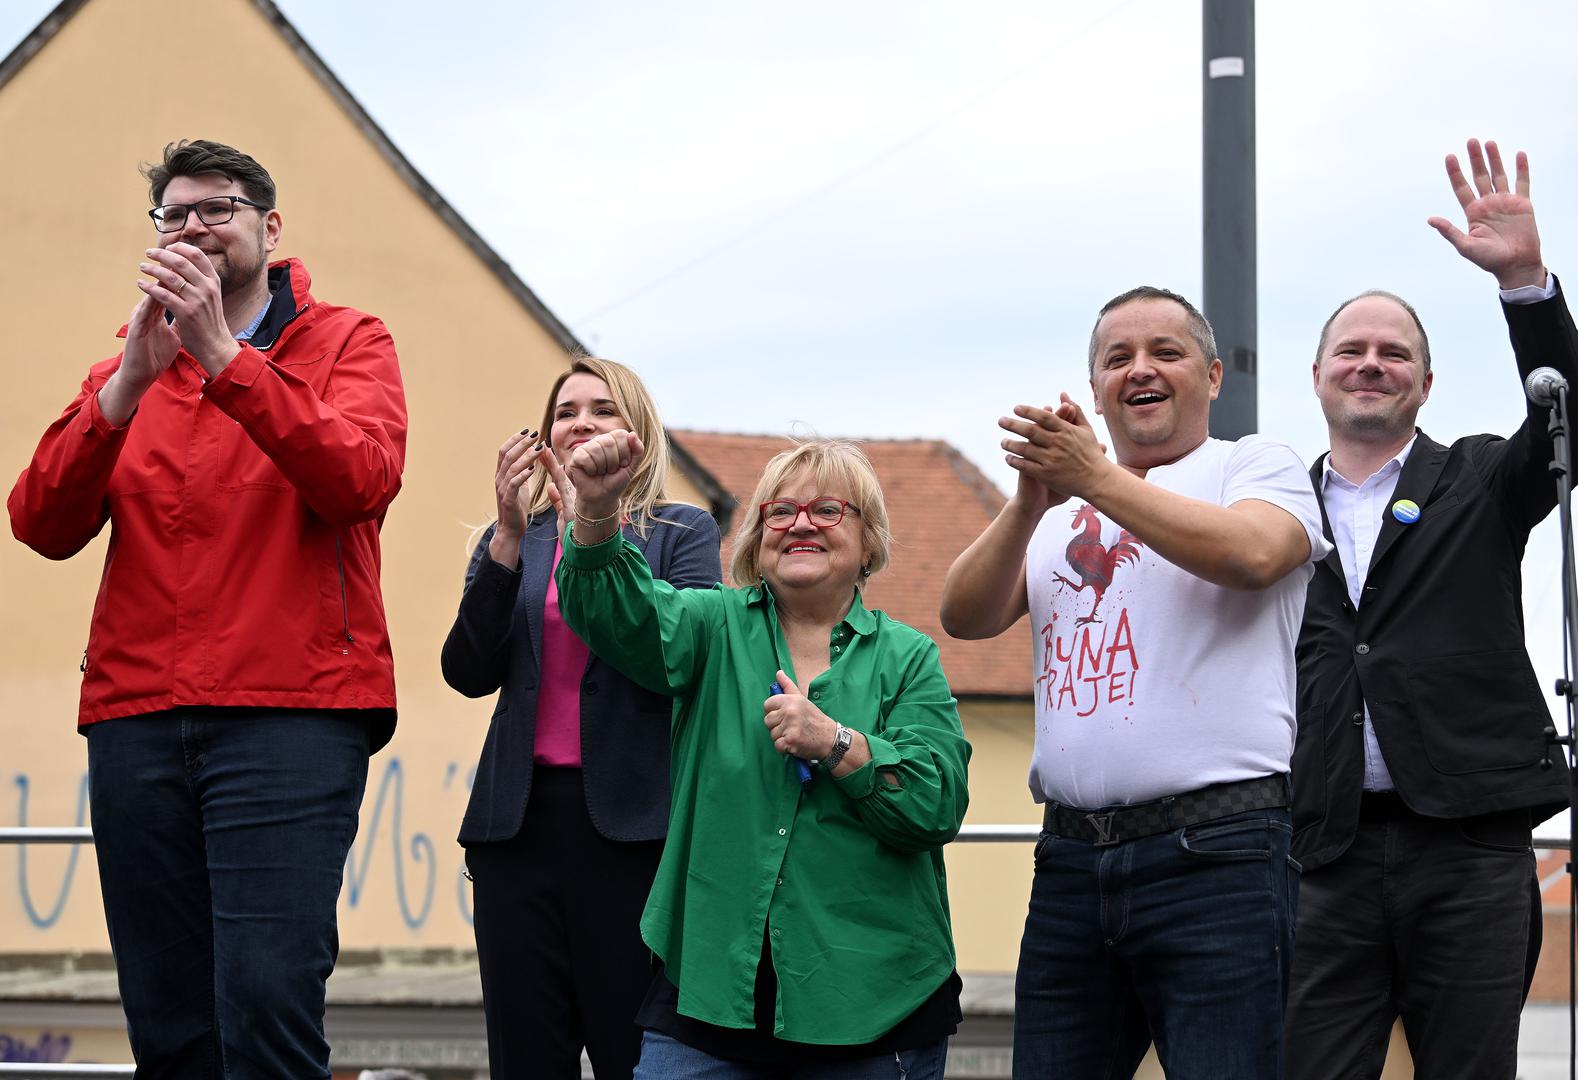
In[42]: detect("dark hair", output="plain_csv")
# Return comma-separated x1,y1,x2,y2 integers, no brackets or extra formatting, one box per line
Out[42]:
1315,289,1432,372
1088,285,1217,375
142,139,276,208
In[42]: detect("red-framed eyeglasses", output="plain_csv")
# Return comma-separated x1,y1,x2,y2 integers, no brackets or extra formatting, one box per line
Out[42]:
758,497,861,530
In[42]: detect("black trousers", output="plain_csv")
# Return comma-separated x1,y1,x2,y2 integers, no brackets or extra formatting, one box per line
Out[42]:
1285,798,1540,1080
466,766,664,1080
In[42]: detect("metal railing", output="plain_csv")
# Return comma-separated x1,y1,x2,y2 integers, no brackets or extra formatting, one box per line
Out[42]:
0,1068,135,1078
0,827,1060,845
0,824,1570,1078
7,824,1570,846
0,822,1026,1076
0,828,92,844
13,825,1573,845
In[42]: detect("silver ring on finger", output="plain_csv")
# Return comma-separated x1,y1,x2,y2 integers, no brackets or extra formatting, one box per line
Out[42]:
177,279,189,297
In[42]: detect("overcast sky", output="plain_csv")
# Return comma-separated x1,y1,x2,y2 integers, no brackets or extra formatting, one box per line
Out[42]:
6,1,1578,824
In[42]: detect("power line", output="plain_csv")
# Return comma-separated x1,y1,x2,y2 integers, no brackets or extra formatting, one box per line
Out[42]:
571,0,1146,328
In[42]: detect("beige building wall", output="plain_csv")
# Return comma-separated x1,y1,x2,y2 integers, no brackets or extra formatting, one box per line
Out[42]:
0,0,1025,988
0,0,713,956
947,699,1037,973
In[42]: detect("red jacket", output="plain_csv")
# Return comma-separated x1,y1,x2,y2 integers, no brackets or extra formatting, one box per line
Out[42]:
9,259,406,737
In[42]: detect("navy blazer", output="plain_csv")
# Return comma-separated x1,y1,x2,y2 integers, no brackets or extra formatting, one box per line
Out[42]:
1293,284,1577,872
443,503,723,844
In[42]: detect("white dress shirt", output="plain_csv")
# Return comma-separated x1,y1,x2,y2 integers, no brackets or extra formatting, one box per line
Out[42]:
1320,439,1416,791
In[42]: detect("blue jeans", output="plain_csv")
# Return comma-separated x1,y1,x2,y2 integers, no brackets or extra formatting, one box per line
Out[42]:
632,1031,949,1080
1013,808,1298,1080
87,709,371,1080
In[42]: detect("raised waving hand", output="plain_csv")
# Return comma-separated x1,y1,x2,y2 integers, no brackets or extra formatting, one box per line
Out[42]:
1427,138,1546,290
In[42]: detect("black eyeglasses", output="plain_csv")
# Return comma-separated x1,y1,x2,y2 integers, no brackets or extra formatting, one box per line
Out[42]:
759,497,860,530
149,196,271,233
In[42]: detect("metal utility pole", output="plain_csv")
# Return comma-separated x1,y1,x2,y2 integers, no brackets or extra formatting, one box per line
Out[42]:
1203,0,1256,438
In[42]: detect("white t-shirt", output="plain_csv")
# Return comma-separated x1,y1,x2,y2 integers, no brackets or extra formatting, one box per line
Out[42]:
1025,436,1330,807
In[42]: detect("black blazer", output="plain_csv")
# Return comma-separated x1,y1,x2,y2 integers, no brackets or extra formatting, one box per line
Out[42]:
442,503,722,844
1293,284,1578,872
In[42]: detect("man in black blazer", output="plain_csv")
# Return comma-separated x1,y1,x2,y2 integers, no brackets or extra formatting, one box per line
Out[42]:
1287,139,1577,1078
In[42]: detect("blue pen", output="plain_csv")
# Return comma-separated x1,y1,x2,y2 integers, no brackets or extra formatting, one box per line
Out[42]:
769,681,815,787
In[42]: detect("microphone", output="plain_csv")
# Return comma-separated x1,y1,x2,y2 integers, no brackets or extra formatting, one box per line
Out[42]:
1525,366,1569,406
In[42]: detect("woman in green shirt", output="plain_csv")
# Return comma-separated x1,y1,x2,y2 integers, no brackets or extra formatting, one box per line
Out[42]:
550,434,971,1079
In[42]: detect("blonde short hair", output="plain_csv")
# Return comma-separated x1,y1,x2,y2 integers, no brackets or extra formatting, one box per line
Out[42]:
521,356,673,536
729,438,891,590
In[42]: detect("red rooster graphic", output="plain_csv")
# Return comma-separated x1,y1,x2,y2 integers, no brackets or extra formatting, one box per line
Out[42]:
1053,504,1144,626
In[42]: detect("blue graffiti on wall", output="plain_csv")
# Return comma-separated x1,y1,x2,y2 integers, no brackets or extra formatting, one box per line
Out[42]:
445,761,476,928
10,757,475,933
12,774,88,929
0,1030,72,1062
344,757,437,929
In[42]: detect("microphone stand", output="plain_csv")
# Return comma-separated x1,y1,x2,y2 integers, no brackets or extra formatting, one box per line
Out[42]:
1541,382,1578,1080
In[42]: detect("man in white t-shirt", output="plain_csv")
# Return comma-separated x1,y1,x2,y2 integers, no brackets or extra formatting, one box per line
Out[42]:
941,286,1329,1079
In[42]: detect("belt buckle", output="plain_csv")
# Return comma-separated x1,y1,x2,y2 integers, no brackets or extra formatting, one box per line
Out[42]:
1085,810,1120,847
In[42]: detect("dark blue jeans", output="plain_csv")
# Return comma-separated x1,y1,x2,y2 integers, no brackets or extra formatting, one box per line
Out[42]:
87,709,371,1080
1013,808,1298,1080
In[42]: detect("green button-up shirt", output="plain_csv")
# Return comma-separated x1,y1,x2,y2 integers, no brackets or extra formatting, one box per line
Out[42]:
559,528,970,1045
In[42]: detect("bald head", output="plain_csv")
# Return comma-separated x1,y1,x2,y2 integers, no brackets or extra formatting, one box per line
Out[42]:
1316,290,1431,373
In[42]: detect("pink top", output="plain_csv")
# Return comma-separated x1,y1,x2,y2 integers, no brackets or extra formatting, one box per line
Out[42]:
534,539,589,767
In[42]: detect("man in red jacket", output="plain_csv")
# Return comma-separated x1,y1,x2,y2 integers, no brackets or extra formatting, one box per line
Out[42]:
8,140,406,1080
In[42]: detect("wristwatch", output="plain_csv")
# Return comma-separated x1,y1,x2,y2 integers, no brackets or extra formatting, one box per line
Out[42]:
822,724,853,771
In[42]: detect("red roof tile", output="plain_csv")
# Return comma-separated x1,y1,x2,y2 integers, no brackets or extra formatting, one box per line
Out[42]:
1539,847,1571,908
670,430,1030,698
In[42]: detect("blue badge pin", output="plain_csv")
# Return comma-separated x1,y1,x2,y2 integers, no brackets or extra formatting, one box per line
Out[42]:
1391,498,1420,524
